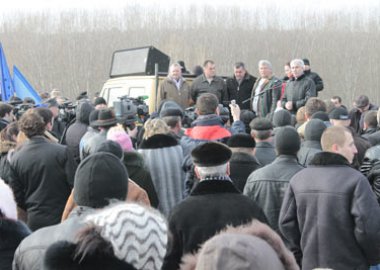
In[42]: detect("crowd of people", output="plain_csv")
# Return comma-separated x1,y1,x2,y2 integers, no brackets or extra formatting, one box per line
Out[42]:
1,57,380,270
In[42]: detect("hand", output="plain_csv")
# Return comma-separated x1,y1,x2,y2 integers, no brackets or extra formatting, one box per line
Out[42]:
285,101,293,111
229,103,241,121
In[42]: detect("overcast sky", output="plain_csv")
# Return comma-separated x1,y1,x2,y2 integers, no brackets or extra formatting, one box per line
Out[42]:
0,0,378,14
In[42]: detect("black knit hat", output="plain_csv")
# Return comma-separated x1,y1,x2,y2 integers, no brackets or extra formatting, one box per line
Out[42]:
329,107,350,120
227,134,256,148
160,108,183,118
304,119,327,141
94,140,124,160
191,142,232,167
249,117,273,131
74,152,128,208
303,58,310,65
272,110,292,127
274,126,300,155
311,111,329,122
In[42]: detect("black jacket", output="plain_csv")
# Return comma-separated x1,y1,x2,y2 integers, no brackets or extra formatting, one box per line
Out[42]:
297,140,322,166
0,218,30,270
226,73,256,110
0,140,15,184
162,179,267,270
254,141,276,166
282,74,316,114
9,136,77,231
229,152,261,192
63,102,94,164
123,151,159,208
304,69,323,93
279,152,380,269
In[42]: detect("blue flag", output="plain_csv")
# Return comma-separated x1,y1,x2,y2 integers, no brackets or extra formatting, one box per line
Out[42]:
0,44,15,101
13,66,42,105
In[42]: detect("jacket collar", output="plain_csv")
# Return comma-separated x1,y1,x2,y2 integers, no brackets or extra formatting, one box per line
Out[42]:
139,134,178,149
302,140,322,149
292,73,306,81
191,114,224,127
273,154,302,165
309,151,351,166
191,179,240,196
255,141,274,148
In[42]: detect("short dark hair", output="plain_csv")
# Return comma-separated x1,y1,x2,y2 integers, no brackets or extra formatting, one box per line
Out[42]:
196,93,218,115
0,102,13,118
35,107,53,126
331,96,342,103
251,129,271,140
234,62,245,69
203,60,215,67
19,110,46,138
162,116,181,129
305,98,326,118
364,110,378,128
0,122,19,142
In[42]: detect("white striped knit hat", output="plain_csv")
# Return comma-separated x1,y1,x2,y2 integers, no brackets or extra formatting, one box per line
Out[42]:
0,178,17,219
85,202,168,270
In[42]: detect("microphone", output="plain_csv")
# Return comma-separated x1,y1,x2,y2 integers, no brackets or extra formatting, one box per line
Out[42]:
242,81,283,104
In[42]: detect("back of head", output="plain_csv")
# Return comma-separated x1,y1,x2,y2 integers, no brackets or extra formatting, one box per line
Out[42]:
143,118,170,140
275,126,300,156
196,93,218,115
311,111,330,122
76,101,94,124
35,107,53,126
363,110,378,128
227,134,256,149
304,119,327,142
94,140,124,160
107,128,134,152
0,102,13,118
19,109,46,138
240,110,256,133
250,117,273,140
74,152,128,208
321,126,350,152
273,110,292,127
305,98,326,118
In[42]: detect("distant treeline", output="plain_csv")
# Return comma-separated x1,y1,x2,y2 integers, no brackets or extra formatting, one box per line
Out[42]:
1,4,380,107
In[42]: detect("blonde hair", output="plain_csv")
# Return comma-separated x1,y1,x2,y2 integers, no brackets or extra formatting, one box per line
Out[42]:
143,119,170,140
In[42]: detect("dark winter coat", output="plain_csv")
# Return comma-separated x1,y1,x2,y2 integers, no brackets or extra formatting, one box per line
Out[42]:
123,151,159,208
254,141,276,166
9,136,76,231
229,152,261,192
64,102,94,164
226,73,256,110
162,179,267,270
0,218,31,270
304,69,323,93
0,140,15,184
244,155,304,233
138,134,185,216
279,152,380,269
250,76,282,118
282,74,316,114
349,104,379,134
368,130,380,146
190,74,228,104
13,207,95,270
297,140,322,166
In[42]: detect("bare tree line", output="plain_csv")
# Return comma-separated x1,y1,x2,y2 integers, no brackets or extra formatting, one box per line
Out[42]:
1,4,380,107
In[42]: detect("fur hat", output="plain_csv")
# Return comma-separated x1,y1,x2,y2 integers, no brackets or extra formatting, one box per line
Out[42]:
74,152,128,208
273,109,292,128
191,142,232,167
107,129,134,152
180,220,299,270
304,119,327,142
85,202,168,270
274,126,300,155
227,134,256,148
0,178,17,219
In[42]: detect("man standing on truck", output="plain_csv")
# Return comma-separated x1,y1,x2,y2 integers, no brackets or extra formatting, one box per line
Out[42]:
158,63,191,110
190,60,228,105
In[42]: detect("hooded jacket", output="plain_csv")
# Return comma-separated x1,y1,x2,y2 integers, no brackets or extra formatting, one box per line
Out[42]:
64,102,94,164
279,152,380,269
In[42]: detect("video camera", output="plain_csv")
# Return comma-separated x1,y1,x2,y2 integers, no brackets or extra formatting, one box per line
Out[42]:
113,95,149,128
58,101,77,123
13,103,36,120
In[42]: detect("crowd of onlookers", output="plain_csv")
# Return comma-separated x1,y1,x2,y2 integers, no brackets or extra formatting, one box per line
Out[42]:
1,57,380,270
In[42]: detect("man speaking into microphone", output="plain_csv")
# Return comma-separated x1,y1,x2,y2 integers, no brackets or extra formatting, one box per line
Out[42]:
250,60,282,119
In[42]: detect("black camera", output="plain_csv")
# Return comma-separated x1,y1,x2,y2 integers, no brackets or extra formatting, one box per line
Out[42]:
58,101,77,123
13,103,35,120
